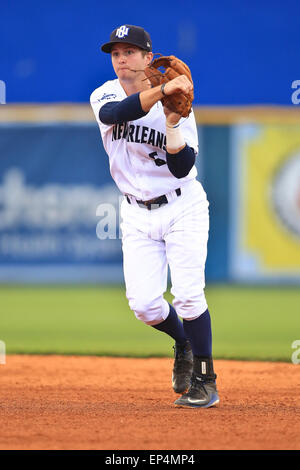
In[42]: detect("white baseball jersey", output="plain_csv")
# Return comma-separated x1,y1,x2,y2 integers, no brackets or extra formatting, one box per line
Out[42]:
90,79,199,200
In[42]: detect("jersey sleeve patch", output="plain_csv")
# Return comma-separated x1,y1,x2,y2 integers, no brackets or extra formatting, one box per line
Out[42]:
92,93,117,103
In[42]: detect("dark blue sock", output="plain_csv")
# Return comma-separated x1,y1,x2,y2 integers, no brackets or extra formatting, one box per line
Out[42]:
183,309,212,357
152,304,187,344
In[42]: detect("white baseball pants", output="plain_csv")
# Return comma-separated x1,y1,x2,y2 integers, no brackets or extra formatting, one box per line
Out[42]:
120,179,209,325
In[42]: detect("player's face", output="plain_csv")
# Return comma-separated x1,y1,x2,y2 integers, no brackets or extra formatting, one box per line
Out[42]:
111,43,152,81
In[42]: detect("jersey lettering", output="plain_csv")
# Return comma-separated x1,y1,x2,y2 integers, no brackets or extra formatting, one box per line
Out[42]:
127,124,135,142
155,131,164,149
112,123,166,151
141,126,148,144
147,129,155,146
134,125,141,143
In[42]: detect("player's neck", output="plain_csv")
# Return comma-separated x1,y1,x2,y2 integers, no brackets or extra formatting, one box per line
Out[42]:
119,77,151,96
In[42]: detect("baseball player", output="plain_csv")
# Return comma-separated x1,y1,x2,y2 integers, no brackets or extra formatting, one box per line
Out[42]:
90,24,219,408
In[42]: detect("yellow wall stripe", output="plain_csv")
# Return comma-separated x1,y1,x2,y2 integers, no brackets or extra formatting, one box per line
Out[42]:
0,104,300,124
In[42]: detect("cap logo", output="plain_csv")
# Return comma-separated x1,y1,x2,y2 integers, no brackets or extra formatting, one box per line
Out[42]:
115,25,129,39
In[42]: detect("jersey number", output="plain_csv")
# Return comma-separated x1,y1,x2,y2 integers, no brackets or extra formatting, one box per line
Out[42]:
148,151,166,167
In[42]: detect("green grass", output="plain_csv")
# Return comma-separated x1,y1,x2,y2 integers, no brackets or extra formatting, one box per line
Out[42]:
0,285,299,361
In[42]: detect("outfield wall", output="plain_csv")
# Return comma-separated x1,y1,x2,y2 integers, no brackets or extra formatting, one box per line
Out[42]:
0,105,300,284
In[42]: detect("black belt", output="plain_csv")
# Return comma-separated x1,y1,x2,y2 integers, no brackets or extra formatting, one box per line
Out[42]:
126,188,181,210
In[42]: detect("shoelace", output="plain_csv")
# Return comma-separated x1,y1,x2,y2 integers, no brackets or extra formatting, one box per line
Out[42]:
185,373,208,397
189,373,216,392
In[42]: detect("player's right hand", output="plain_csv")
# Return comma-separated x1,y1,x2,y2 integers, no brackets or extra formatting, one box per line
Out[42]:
164,75,193,96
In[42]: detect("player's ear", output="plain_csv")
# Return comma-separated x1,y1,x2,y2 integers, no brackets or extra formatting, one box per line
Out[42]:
145,52,153,65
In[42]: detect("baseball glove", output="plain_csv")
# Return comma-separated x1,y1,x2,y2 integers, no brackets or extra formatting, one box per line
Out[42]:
144,55,194,118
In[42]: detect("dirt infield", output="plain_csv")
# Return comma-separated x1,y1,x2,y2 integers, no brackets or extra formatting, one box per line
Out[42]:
0,355,299,450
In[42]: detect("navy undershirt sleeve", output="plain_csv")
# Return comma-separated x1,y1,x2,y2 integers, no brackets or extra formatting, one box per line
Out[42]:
166,145,196,178
99,93,148,124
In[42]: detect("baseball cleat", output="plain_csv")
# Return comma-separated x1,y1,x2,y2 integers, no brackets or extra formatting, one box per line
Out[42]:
174,373,219,408
172,340,193,394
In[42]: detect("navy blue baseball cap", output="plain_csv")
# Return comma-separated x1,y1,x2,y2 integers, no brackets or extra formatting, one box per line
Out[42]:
101,25,152,53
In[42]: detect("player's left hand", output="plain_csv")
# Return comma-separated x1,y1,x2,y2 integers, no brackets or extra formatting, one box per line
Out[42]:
163,106,181,126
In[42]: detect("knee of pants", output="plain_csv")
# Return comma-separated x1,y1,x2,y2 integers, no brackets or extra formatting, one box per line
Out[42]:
128,297,169,325
173,293,208,320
